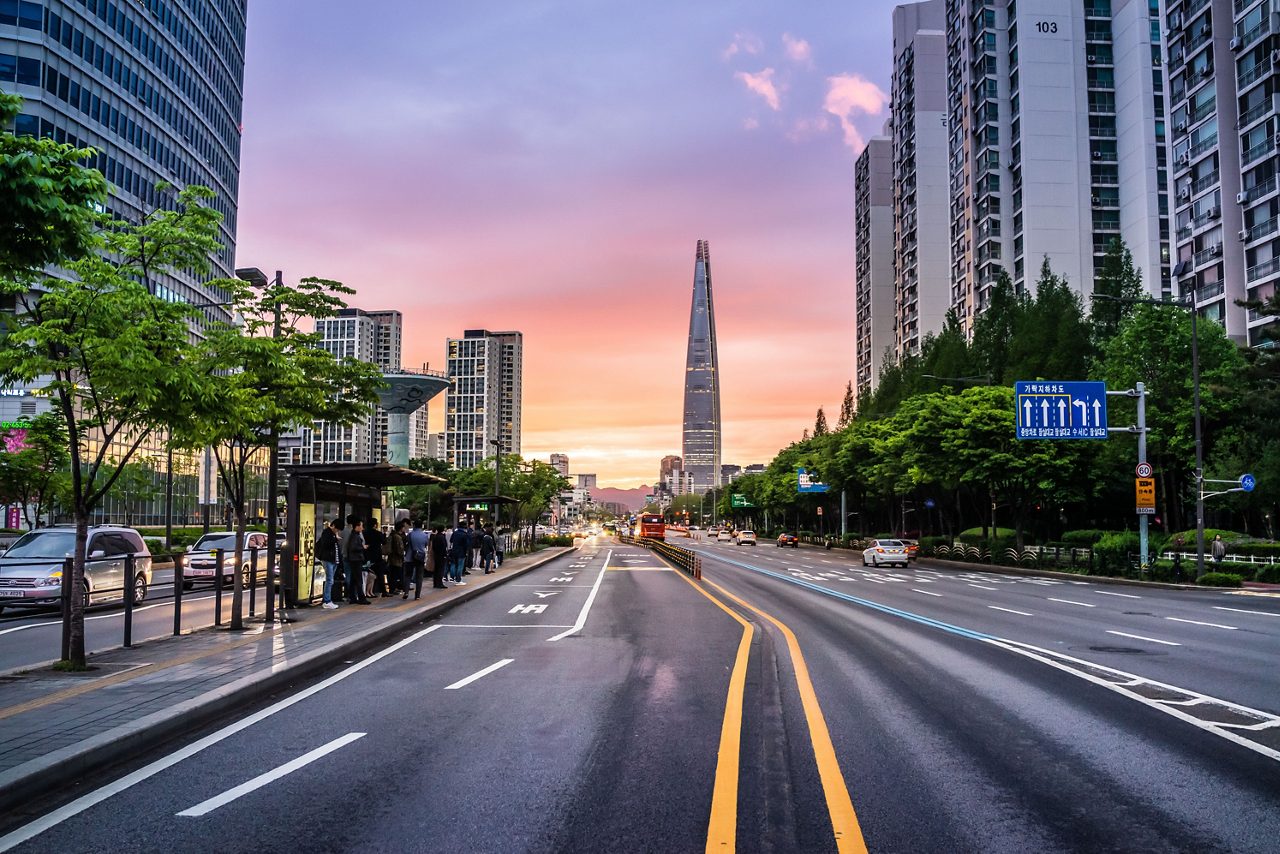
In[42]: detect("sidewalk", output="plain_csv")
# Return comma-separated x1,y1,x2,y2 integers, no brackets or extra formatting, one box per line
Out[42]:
0,547,571,814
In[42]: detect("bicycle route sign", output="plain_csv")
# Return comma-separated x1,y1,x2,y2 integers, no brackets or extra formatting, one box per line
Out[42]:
1015,380,1108,440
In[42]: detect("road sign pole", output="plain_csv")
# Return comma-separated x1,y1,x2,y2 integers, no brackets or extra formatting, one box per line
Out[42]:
1137,382,1148,572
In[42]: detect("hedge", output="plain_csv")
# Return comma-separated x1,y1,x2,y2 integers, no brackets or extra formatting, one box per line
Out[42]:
1061,529,1111,546
958,527,1016,543
1254,565,1280,584
1197,572,1244,588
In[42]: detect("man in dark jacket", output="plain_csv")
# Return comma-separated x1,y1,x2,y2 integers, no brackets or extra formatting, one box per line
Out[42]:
449,523,471,585
344,517,371,605
387,519,408,595
365,523,389,597
429,524,448,589
480,525,497,573
405,519,430,599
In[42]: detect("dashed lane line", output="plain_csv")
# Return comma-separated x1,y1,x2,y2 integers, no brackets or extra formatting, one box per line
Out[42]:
1047,597,1096,608
989,606,1034,616
1106,630,1181,647
912,589,943,597
1166,616,1237,630
1214,606,1280,617
968,584,997,591
1094,591,1141,599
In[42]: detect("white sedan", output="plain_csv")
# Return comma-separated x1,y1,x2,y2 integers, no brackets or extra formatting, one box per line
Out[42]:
735,530,758,546
862,539,909,567
716,530,733,543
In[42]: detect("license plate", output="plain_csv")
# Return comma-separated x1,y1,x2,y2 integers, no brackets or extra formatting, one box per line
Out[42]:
0,590,26,597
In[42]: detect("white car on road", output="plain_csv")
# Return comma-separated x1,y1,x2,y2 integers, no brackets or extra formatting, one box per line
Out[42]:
716,530,733,543
862,539,910,567
735,530,758,546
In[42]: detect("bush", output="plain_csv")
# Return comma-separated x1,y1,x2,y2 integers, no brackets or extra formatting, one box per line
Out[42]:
1197,572,1244,588
958,527,1016,543
1235,542,1280,559
1253,565,1280,584
1061,529,1111,546
1166,528,1249,546
918,536,950,552
538,535,574,547
1094,532,1140,574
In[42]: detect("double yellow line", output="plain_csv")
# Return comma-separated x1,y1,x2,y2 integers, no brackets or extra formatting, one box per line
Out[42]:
674,570,869,853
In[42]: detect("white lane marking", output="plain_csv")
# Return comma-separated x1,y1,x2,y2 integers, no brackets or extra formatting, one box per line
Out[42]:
177,732,365,817
912,588,943,597
1166,616,1237,630
1106,630,1181,647
989,606,1033,616
1047,597,1096,608
0,624,441,852
1094,591,1140,599
968,584,997,591
444,658,514,690
547,549,611,642
441,624,574,629
1214,606,1280,617
507,584,593,588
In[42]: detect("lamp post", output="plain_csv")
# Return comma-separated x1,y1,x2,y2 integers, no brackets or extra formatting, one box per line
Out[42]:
490,438,501,530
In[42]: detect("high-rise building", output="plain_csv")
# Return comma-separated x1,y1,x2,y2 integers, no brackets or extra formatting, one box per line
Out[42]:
854,136,897,397
408,408,431,461
944,0,1170,332
891,1,951,357
550,453,570,477
445,329,523,468
681,240,722,492
1165,0,1276,345
577,473,597,490
1,0,247,313
659,455,682,484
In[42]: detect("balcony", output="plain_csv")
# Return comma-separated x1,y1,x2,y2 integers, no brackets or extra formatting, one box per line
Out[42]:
1191,170,1220,194
1242,134,1276,166
1247,256,1280,282
1245,215,1279,243
1242,175,1278,203
1193,245,1224,266
1196,280,1227,301
1189,133,1218,158
1238,59,1272,91
1237,98,1274,129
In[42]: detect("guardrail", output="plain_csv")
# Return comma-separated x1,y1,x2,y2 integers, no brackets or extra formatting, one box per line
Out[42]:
619,534,702,580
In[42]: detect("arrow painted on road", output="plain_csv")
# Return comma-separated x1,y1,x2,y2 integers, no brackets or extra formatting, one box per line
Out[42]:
1040,399,1050,424
1022,399,1033,425
1092,399,1102,425
533,591,560,598
1073,399,1088,426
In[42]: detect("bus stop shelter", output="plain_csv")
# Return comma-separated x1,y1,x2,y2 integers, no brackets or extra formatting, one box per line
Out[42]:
283,462,446,606
451,495,521,529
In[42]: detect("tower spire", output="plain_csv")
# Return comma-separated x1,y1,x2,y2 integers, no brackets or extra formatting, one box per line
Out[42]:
682,240,722,492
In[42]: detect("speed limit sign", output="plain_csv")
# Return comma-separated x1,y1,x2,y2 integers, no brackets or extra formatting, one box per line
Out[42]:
1136,462,1153,478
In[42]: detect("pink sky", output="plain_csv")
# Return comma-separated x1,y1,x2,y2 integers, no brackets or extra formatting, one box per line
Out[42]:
234,2,899,488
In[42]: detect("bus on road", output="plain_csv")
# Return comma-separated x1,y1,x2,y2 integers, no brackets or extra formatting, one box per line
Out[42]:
636,514,665,540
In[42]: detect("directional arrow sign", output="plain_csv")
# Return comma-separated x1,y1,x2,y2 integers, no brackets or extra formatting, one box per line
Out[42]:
533,591,560,598
1241,473,1256,492
1015,381,1108,440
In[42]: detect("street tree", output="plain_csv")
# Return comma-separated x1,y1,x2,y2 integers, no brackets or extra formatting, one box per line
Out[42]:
182,274,383,630
0,412,69,529
0,185,224,668
105,459,161,526
814,407,829,436
0,92,108,278
1090,239,1145,354
838,381,856,429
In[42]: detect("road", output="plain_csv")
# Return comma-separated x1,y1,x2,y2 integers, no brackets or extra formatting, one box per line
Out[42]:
0,568,279,673
2,535,1278,852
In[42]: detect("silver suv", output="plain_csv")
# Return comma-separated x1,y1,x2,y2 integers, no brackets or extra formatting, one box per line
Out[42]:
0,526,152,613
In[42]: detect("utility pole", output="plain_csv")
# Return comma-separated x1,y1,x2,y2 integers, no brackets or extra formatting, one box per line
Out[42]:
1137,382,1148,570
1190,305,1206,578
263,271,283,626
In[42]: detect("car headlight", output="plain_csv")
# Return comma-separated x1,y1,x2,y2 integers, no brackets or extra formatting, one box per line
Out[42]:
39,572,62,587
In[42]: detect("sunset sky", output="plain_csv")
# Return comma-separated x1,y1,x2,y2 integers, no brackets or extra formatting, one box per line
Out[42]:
234,1,900,488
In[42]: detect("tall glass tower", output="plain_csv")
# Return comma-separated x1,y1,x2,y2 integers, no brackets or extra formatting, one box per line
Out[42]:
681,239,721,492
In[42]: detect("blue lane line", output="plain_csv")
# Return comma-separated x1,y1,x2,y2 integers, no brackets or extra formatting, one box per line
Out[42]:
697,549,996,643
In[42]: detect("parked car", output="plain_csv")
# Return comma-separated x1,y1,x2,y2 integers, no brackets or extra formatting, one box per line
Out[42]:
902,539,920,561
776,533,799,548
716,530,733,543
0,526,152,613
862,539,910,568
736,530,758,546
182,531,274,589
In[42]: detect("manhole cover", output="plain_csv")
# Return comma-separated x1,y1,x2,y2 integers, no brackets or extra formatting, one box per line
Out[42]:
1088,646,1145,654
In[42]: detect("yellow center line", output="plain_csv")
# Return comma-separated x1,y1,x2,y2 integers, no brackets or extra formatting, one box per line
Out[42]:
703,577,870,854
668,562,754,853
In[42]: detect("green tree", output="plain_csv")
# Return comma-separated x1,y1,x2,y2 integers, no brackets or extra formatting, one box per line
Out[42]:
0,92,108,278
105,459,161,526
0,412,69,529
396,457,452,526
0,186,224,667
1090,239,1145,353
838,381,856,429
814,406,829,436
972,269,1023,384
1005,258,1090,383
183,274,383,629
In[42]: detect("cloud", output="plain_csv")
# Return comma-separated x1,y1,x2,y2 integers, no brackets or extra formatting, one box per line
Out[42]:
743,116,760,130
721,32,763,60
735,68,781,111
822,73,888,152
787,115,830,142
782,33,813,67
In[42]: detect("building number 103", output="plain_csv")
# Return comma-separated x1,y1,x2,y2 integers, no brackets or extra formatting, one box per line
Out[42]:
1034,21,1059,34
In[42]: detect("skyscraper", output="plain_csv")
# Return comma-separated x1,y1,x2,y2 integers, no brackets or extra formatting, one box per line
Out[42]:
550,453,570,476
681,240,721,493
445,329,523,469
854,136,896,399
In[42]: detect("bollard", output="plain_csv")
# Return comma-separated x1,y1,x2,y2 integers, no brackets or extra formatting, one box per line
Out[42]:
249,548,258,617
60,556,72,662
123,553,135,648
173,552,184,636
214,548,225,627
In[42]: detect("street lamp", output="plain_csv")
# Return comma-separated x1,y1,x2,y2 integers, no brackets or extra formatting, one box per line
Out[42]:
490,438,501,529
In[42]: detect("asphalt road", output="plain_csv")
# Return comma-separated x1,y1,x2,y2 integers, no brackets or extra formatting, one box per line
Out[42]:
3,535,1279,852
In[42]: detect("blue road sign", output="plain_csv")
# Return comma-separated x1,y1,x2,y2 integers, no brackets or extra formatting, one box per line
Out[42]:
1241,473,1256,492
797,467,830,493
1015,381,1109,440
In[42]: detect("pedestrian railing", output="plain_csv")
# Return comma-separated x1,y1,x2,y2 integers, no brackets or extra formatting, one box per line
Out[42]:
620,535,702,580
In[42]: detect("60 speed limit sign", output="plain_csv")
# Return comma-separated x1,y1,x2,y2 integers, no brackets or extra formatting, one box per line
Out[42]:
1135,462,1153,478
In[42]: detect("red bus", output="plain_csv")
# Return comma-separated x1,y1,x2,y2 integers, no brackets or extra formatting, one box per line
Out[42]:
637,514,665,540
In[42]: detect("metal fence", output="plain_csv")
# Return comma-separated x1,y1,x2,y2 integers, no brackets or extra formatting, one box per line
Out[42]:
619,535,702,579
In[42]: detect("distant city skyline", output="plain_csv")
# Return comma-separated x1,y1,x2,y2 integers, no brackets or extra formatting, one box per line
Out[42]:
233,1,902,487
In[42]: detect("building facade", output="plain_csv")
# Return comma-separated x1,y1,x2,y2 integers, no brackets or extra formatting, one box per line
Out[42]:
943,0,1170,333
681,240,722,492
854,136,897,397
1165,0,1276,344
445,329,523,469
550,453,570,477
892,0,951,357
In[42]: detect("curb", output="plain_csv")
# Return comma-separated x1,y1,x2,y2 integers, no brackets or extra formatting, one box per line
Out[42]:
0,547,572,816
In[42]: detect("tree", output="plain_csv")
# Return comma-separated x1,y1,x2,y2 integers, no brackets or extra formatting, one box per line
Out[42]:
972,268,1023,385
183,274,383,630
1090,239,1145,353
396,457,452,526
814,407,829,436
838,381,856,429
0,92,108,278
0,185,224,668
105,459,161,526
0,412,69,529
